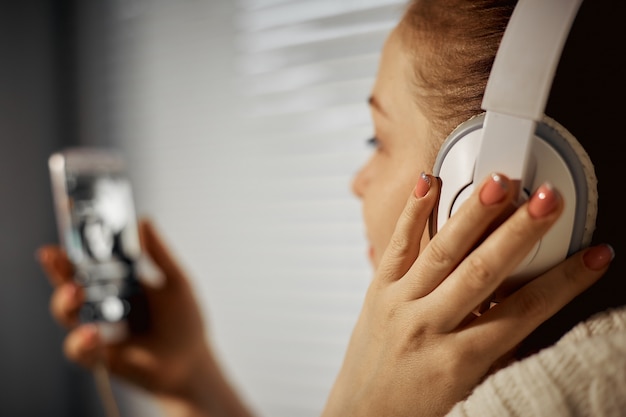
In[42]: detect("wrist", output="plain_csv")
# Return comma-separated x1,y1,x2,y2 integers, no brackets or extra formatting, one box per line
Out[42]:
156,344,255,417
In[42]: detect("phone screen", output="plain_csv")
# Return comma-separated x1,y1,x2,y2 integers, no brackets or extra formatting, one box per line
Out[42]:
59,162,149,334
64,171,140,268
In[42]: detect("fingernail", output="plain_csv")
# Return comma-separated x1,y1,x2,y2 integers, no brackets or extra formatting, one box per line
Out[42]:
35,247,50,263
479,173,509,205
62,283,78,300
528,182,560,218
414,172,431,198
135,254,165,288
583,244,615,271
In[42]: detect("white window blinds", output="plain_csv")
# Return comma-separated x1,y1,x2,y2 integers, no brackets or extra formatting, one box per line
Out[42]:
111,1,406,416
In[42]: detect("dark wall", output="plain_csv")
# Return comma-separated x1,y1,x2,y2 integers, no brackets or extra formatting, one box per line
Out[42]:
0,1,105,416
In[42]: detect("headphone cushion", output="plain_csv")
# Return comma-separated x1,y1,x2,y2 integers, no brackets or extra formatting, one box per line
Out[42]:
541,115,597,249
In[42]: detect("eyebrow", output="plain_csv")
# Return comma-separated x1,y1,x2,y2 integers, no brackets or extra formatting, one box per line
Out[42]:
368,95,389,118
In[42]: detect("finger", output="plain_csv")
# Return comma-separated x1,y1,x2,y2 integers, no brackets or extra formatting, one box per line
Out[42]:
105,345,160,391
49,282,84,328
135,253,165,289
402,173,516,298
36,245,74,287
138,218,190,291
137,217,203,329
430,182,563,330
376,173,440,283
460,243,613,364
63,324,103,369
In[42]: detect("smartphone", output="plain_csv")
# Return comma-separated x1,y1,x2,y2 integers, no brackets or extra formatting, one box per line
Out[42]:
48,147,150,342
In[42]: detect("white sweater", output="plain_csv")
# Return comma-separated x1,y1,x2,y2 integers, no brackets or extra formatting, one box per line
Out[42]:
446,305,626,417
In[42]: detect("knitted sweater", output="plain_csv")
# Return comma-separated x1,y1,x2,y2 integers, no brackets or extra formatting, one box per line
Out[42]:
446,305,626,417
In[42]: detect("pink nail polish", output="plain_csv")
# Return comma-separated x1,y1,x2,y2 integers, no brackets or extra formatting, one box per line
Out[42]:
63,283,78,299
414,172,431,198
35,247,51,263
583,244,615,271
479,173,509,206
528,182,559,218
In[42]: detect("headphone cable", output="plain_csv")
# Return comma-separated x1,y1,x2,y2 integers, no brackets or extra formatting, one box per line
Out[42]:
93,360,122,417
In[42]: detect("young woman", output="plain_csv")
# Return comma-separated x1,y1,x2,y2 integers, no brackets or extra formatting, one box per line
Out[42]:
38,1,625,416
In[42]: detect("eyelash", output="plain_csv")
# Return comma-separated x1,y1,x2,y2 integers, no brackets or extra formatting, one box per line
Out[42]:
367,137,380,148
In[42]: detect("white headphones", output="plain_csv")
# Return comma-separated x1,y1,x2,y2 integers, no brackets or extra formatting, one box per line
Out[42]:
430,0,597,294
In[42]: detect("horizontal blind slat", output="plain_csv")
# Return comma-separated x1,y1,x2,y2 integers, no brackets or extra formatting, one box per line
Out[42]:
111,1,397,415
237,0,405,30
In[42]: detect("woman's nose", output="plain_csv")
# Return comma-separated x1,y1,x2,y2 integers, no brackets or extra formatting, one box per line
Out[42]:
351,163,370,199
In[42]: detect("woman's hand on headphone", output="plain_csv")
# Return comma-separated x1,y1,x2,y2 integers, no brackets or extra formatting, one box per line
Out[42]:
322,172,612,417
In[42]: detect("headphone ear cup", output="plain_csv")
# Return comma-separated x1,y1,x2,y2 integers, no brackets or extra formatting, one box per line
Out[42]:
430,113,597,296
430,114,485,238
536,115,598,249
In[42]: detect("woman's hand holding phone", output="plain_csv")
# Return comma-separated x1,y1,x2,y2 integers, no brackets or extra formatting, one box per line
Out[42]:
38,219,254,417
321,173,613,417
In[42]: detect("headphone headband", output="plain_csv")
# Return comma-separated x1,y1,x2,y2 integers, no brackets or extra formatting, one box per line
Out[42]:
482,0,583,119
474,0,584,192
